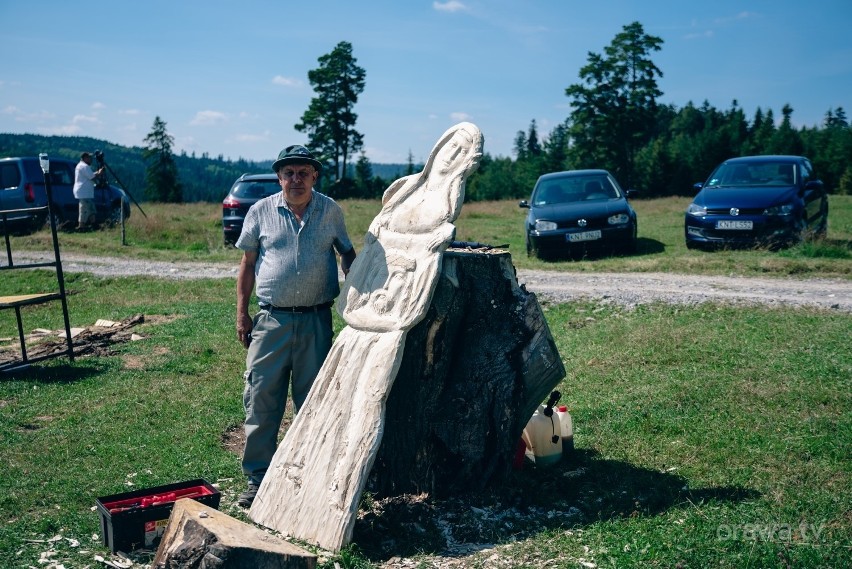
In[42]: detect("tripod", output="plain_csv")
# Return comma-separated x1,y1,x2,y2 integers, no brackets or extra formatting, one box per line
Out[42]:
95,152,147,219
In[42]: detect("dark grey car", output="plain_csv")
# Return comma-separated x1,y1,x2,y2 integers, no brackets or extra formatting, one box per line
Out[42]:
222,173,280,245
520,169,639,259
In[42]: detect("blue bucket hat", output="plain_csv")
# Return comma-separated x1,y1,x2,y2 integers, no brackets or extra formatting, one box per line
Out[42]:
272,145,323,173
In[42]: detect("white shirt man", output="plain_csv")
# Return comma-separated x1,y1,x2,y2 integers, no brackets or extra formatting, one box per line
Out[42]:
73,152,103,229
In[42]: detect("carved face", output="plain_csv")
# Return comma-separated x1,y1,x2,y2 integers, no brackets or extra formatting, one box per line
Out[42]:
433,129,473,176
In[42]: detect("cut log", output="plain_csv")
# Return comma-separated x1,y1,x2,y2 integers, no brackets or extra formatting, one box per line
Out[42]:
152,498,316,569
369,248,565,497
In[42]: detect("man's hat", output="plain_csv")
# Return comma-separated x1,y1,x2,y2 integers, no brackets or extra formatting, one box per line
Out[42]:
272,145,322,173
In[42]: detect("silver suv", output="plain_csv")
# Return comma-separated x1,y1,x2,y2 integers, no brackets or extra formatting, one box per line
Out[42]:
0,156,129,233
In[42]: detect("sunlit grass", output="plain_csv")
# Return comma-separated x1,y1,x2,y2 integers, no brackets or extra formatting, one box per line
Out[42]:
0,277,848,568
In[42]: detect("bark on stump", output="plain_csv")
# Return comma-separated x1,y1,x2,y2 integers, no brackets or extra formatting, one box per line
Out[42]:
153,498,316,569
368,248,565,498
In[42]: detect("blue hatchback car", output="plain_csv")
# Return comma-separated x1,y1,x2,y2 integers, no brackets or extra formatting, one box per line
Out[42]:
685,155,828,250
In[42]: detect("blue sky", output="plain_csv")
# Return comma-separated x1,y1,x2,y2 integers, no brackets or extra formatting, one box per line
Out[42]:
1,1,850,165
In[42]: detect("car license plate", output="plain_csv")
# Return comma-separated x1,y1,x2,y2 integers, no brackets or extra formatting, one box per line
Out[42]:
716,220,753,230
567,230,602,242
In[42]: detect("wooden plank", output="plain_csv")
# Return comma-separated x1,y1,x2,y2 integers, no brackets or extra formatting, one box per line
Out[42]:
0,293,61,308
249,328,406,550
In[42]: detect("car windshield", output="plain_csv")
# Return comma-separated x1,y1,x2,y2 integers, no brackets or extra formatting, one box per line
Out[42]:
532,176,619,205
231,179,280,199
705,162,797,188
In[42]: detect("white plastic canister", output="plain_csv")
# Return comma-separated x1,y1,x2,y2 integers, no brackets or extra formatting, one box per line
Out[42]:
522,405,562,466
556,405,574,454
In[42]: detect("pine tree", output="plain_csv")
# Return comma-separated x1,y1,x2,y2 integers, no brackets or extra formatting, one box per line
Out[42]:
354,151,373,198
295,41,366,183
142,116,183,202
565,21,664,188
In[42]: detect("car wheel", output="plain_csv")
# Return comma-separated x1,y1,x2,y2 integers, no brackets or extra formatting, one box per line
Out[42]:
106,203,124,226
526,237,536,258
622,224,638,254
48,206,65,230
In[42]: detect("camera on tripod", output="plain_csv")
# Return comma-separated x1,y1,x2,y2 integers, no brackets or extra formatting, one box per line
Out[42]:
94,149,105,168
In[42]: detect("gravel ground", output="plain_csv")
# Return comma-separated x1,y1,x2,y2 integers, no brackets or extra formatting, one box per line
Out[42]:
12,251,852,313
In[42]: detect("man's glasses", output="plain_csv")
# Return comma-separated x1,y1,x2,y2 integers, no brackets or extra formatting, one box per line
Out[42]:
280,168,314,180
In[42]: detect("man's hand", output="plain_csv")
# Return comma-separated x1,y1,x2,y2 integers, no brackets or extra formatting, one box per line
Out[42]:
236,250,258,349
237,312,253,348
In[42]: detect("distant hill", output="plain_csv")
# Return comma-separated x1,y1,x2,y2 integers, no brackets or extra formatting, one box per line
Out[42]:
0,133,412,202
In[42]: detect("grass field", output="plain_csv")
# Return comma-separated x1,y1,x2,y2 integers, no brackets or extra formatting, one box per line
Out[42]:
1,196,850,568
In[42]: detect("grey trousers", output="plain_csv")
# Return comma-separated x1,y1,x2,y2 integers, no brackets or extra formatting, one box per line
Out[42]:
241,306,333,484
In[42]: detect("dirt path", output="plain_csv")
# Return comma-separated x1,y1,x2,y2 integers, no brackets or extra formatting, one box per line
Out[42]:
11,251,852,313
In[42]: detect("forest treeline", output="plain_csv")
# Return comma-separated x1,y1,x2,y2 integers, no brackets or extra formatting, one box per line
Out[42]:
3,100,849,206
465,101,852,201
0,132,412,203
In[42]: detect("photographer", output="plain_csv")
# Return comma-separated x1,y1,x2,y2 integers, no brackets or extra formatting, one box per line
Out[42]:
73,151,104,231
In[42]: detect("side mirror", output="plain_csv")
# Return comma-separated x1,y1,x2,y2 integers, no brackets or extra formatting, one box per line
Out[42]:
625,189,639,199
804,180,824,192
693,182,703,192
519,200,530,209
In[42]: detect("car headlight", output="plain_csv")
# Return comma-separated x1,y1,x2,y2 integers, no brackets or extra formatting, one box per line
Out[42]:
608,213,630,225
686,203,707,216
764,203,794,216
534,220,557,231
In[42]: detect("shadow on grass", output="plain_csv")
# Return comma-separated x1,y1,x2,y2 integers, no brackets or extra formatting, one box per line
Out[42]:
539,238,665,262
0,360,108,383
352,447,760,562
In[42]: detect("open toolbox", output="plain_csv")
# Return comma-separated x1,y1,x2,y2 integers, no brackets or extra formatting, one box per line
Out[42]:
95,478,220,553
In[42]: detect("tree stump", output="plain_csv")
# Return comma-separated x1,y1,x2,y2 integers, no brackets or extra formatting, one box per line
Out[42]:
368,248,565,498
153,498,316,568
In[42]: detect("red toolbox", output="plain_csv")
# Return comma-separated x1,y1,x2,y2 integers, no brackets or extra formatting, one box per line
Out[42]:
95,478,220,553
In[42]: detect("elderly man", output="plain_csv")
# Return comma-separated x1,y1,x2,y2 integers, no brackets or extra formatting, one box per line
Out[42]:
234,144,356,506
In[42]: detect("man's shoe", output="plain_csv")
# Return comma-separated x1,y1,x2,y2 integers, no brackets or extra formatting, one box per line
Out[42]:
237,483,259,507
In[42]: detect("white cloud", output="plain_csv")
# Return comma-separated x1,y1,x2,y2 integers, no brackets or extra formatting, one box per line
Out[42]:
450,111,472,122
434,1,467,13
713,11,760,25
683,30,714,40
190,110,228,126
72,114,100,125
235,131,270,143
3,105,22,115
41,124,82,135
272,75,303,87
92,101,106,110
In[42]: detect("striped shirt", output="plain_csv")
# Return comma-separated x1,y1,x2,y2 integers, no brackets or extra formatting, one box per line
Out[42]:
236,191,354,307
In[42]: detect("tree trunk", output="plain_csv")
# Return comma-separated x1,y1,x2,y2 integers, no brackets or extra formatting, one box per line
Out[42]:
368,248,565,498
